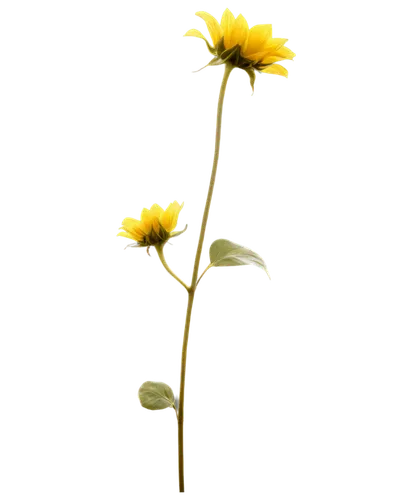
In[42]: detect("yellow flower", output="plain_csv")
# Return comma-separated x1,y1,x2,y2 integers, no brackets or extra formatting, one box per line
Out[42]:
185,9,295,90
118,201,186,249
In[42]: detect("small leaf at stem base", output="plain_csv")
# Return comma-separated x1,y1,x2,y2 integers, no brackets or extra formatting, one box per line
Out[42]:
137,379,175,411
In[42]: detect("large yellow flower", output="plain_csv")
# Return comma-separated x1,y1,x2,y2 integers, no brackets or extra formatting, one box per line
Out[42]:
185,9,295,89
118,201,186,249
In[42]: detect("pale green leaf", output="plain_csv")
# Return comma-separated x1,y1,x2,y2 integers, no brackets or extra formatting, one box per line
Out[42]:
209,239,270,278
138,381,176,411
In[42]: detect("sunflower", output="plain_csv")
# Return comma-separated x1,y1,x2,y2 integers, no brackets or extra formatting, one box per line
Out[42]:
118,201,186,250
185,9,295,90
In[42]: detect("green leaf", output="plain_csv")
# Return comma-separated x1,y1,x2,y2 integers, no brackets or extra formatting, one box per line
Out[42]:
209,239,270,278
138,381,176,411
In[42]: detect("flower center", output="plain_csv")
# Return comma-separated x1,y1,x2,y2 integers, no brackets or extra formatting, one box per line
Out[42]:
141,225,169,247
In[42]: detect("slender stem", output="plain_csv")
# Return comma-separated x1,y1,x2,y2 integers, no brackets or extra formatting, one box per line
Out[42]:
190,63,233,289
155,244,189,292
177,63,233,493
176,290,195,495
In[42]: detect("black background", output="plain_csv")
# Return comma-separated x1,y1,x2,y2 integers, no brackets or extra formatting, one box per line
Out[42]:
102,3,317,498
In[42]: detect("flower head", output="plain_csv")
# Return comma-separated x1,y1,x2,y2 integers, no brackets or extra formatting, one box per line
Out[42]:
118,201,186,250
185,9,295,91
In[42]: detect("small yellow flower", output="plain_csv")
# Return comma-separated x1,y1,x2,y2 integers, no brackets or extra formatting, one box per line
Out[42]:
118,201,186,250
185,9,295,90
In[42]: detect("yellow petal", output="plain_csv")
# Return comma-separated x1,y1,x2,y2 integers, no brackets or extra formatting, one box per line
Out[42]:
117,214,137,229
244,50,269,63
182,26,208,41
160,201,184,233
120,218,145,241
149,204,164,218
182,26,205,40
182,26,214,54
265,38,288,52
227,14,249,52
196,11,222,46
152,219,160,234
261,46,296,64
140,208,153,234
220,8,235,48
261,64,288,78
115,230,137,241
138,204,167,235
243,24,272,58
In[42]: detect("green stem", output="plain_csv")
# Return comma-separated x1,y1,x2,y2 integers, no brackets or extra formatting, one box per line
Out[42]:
177,290,194,492
177,63,233,493
155,244,189,292
190,63,234,288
